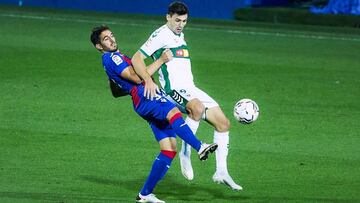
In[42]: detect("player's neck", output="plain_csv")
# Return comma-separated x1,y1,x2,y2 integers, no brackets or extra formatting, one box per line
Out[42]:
102,49,119,54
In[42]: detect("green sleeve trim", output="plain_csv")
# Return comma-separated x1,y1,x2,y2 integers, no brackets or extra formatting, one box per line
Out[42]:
139,49,149,58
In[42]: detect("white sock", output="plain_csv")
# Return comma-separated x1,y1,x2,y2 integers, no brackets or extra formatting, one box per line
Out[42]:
181,117,200,156
214,131,229,174
185,116,200,134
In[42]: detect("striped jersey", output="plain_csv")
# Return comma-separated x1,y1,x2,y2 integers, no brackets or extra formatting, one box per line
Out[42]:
102,51,135,94
139,25,194,93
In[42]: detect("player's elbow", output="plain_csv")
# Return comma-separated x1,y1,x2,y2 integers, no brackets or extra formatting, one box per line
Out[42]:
131,51,142,66
130,53,138,65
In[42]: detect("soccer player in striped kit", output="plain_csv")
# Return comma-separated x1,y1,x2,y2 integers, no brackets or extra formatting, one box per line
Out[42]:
90,25,217,203
132,1,242,191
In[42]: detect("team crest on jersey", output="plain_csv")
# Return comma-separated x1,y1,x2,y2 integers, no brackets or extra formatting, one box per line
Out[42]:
112,55,123,65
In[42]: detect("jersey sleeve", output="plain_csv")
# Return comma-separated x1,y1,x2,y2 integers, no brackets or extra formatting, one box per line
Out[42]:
139,29,165,58
106,52,131,76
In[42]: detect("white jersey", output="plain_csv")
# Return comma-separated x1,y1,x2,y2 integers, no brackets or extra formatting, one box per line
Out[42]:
140,25,194,93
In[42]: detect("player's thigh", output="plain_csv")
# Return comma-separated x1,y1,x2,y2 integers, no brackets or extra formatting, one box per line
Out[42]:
150,122,176,146
206,106,231,132
168,86,217,115
164,89,189,114
138,91,178,122
190,87,218,110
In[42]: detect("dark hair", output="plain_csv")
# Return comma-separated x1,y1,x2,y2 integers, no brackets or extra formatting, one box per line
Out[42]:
90,25,110,46
168,1,188,16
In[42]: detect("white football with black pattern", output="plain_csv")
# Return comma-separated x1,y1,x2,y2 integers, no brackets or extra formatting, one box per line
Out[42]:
233,99,259,124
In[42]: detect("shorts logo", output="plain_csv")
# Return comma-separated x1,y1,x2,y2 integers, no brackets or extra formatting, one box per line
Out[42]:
179,89,191,97
112,55,123,66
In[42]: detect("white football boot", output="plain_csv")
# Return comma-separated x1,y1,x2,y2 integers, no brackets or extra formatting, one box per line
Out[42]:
179,141,194,180
213,171,243,191
136,193,165,203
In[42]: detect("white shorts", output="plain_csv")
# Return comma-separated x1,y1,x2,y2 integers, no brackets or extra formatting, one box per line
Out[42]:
164,86,218,113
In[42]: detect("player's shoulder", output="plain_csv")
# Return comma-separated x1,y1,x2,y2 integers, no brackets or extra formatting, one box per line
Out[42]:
103,51,120,59
150,25,170,38
103,51,124,66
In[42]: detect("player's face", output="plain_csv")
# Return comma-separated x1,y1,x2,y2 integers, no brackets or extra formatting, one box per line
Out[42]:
98,30,118,52
166,13,188,35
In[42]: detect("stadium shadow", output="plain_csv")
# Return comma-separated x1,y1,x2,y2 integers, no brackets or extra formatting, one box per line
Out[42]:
80,175,250,202
73,176,360,202
156,176,250,202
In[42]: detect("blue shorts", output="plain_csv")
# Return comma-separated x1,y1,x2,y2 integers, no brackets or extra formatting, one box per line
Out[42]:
150,120,176,142
132,88,177,142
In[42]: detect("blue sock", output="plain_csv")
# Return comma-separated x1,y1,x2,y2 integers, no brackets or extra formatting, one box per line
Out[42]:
140,152,174,196
170,113,201,151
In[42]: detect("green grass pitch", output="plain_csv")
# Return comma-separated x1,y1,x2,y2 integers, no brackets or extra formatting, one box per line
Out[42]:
1,5,360,203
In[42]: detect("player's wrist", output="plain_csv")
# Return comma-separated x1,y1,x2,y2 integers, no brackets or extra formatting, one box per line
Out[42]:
158,56,166,64
143,77,154,84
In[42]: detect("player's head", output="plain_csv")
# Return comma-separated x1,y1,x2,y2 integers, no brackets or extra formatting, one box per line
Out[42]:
90,25,118,52
166,1,188,35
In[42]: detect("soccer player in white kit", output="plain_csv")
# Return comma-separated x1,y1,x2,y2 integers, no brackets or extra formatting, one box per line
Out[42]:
132,1,242,190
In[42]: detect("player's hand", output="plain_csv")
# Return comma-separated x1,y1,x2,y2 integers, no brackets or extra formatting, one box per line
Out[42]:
144,78,159,100
160,49,173,63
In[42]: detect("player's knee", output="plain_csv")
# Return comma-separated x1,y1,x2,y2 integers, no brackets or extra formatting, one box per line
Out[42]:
193,106,205,120
215,118,231,132
159,137,177,152
166,107,181,121
187,101,205,121
169,143,177,152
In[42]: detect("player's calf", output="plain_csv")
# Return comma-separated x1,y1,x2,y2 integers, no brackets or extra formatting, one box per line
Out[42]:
205,107,231,132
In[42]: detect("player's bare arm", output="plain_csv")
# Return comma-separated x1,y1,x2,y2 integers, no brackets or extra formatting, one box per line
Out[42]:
118,49,173,85
132,51,159,100
146,49,173,76
118,65,143,84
